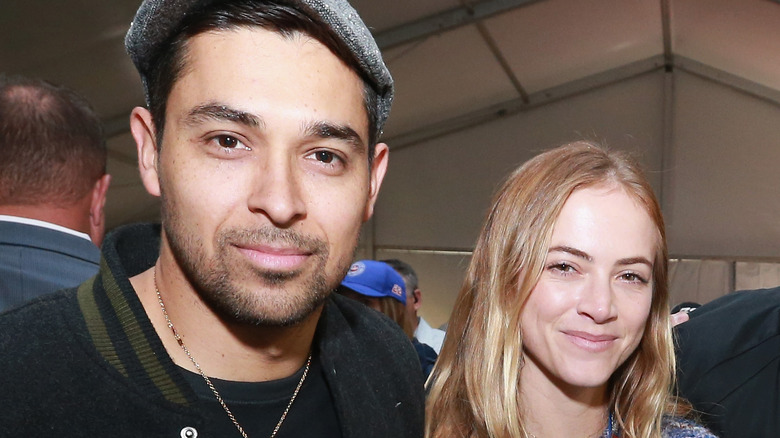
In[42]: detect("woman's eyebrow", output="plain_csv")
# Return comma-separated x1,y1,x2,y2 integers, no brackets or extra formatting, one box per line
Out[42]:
549,246,654,268
617,257,653,268
548,245,592,261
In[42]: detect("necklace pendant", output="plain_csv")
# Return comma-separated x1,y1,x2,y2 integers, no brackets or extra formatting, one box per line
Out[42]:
154,266,311,438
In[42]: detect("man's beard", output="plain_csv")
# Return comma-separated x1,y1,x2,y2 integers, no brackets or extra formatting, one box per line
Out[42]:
162,209,350,327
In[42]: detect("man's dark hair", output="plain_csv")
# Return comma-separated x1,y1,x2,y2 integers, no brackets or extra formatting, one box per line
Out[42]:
146,0,380,159
382,259,419,292
0,75,106,206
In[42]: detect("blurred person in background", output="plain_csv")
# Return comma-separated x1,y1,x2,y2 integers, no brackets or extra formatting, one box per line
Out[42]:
676,288,780,438
341,260,438,379
383,258,446,354
0,74,110,312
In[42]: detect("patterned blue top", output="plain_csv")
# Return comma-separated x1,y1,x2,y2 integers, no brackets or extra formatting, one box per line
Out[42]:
662,417,718,438
603,416,717,437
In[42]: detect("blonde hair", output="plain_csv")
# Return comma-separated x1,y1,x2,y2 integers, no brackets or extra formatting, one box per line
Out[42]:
426,141,687,438
339,289,416,339
376,295,416,339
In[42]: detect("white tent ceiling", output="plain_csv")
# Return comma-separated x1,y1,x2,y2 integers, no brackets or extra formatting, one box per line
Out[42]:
3,0,780,230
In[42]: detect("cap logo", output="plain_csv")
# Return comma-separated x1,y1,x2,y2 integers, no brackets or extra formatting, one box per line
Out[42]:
392,284,403,297
347,262,365,277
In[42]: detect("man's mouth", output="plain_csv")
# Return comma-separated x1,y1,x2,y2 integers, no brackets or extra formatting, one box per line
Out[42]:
234,243,312,271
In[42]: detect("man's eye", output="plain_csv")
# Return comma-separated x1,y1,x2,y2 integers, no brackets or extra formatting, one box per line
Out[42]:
217,135,239,148
314,150,337,164
211,135,248,150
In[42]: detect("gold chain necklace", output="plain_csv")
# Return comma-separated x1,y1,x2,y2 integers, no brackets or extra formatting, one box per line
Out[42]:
154,268,311,438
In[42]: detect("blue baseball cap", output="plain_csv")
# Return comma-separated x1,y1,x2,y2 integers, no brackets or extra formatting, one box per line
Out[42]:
341,260,406,305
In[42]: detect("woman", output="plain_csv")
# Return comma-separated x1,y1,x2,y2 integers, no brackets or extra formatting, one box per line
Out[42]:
426,142,715,438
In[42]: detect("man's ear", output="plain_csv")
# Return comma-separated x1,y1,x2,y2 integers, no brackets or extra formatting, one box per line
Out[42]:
412,288,422,311
88,173,111,247
130,107,161,197
364,142,389,221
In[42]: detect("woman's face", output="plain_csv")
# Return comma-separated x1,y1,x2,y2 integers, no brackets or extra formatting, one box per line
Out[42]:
519,184,656,393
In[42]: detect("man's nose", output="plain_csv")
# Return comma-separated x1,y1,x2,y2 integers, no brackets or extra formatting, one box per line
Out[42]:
247,153,306,227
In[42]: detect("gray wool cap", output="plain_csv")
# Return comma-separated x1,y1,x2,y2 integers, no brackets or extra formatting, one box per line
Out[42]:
125,0,393,134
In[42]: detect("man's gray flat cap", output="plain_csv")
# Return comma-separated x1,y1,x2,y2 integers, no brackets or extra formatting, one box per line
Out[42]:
125,0,393,135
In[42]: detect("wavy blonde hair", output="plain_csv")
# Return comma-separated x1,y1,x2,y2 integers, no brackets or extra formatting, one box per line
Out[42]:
377,295,416,339
426,141,687,438
338,288,416,339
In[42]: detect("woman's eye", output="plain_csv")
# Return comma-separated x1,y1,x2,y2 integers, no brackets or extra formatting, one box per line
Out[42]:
619,272,648,284
549,262,575,274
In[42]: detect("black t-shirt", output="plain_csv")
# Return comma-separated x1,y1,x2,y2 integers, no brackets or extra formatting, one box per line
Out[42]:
181,354,342,437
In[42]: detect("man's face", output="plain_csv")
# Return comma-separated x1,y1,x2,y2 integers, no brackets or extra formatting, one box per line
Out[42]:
403,282,418,326
137,27,387,326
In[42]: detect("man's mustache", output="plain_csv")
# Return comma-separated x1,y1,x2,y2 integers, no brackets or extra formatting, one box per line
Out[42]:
217,227,328,255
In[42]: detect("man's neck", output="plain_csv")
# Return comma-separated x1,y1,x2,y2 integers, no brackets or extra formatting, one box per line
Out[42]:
0,203,90,236
130,260,319,383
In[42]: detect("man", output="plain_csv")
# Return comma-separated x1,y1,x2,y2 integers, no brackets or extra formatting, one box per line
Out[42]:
675,287,780,438
0,1,424,436
0,75,110,312
383,258,446,353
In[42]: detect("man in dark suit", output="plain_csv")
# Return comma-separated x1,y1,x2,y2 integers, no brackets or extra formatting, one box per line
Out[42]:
0,75,110,312
675,287,780,438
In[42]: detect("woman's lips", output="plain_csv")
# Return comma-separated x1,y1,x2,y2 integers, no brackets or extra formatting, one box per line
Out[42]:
563,330,618,353
235,244,311,271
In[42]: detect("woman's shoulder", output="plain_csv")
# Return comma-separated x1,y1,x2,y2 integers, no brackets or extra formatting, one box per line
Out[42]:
662,416,718,438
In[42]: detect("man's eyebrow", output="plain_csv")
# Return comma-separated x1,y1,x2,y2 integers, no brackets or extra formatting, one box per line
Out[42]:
183,104,264,129
548,245,593,262
302,121,365,152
